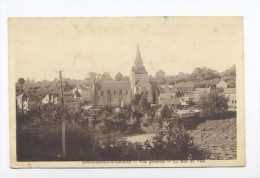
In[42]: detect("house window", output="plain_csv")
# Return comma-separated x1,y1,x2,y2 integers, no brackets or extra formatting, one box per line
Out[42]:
101,91,103,96
141,91,143,95
126,90,128,95
114,90,116,95
119,89,122,94
107,90,110,95
146,91,148,95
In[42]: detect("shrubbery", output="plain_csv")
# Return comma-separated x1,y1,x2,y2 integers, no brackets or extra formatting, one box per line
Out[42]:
17,108,209,161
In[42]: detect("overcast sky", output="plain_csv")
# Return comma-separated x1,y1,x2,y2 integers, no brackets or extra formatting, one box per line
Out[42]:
10,17,243,81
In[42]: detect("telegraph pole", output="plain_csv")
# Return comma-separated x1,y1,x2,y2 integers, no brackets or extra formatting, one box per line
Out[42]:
59,70,66,158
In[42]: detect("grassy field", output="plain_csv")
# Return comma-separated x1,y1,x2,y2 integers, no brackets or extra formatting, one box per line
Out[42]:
188,117,237,160
126,117,237,160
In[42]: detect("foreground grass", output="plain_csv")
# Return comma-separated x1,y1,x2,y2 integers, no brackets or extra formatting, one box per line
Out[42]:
188,117,237,160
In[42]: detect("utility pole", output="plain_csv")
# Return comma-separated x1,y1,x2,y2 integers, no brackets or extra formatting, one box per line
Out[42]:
59,70,66,158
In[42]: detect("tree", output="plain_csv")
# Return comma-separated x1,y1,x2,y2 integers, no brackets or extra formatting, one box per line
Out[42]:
100,72,113,81
123,76,130,81
18,78,25,94
115,72,124,81
151,121,205,160
138,94,150,111
87,72,97,83
175,91,182,98
88,72,97,79
191,67,220,82
131,93,142,106
155,70,166,84
197,91,228,118
221,65,236,77
221,65,236,88
63,81,73,92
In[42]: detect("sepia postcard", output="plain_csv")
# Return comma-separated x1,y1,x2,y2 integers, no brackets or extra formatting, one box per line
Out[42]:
9,17,245,168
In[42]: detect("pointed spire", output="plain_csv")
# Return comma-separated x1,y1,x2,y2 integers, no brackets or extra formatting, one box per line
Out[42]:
135,44,143,66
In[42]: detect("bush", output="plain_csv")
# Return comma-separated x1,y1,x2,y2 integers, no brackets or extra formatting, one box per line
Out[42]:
17,107,209,161
197,91,228,118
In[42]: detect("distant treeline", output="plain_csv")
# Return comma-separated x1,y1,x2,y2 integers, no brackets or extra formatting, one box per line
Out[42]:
16,65,236,101
150,65,236,88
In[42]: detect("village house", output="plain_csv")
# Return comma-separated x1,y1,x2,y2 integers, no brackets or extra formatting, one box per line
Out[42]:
72,84,93,102
224,88,236,109
42,91,81,110
16,93,30,112
42,93,59,105
175,81,195,95
216,79,228,89
193,87,211,101
158,93,181,109
63,92,81,110
159,84,178,94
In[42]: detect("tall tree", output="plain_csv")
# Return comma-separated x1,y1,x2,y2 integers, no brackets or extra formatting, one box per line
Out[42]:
197,91,228,118
115,72,124,81
100,72,113,81
18,78,25,94
155,70,166,84
88,72,97,79
138,94,150,111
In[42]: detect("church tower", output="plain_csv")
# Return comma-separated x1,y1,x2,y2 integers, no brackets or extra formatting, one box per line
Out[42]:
131,45,149,95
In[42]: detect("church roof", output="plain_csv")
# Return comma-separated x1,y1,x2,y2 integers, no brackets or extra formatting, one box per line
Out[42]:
95,80,131,91
175,81,195,88
135,78,151,88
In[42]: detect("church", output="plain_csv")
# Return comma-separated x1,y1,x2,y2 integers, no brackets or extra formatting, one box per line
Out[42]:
91,45,160,108
131,45,160,104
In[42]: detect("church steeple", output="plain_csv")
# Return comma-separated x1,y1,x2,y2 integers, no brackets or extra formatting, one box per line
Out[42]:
135,44,143,66
131,44,147,74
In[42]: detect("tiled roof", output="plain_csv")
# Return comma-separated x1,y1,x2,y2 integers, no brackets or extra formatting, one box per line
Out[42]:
194,88,211,94
95,80,131,90
217,80,227,85
159,93,176,99
159,84,178,93
175,82,195,88
159,98,181,105
160,84,176,89
224,88,236,94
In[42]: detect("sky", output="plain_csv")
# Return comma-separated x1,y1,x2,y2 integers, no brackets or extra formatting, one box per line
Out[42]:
9,17,243,81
